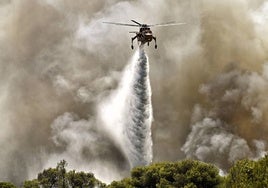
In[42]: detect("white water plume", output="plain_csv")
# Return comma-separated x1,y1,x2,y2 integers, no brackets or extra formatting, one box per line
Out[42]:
99,47,153,168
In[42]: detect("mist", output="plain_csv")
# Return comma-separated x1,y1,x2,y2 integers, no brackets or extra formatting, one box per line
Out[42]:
1,0,268,185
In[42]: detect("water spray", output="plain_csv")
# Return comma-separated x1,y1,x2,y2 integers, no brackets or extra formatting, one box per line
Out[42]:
99,45,153,168
124,46,153,167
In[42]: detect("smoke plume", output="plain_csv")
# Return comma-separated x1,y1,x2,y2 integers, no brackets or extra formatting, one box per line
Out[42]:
1,0,268,185
182,64,268,169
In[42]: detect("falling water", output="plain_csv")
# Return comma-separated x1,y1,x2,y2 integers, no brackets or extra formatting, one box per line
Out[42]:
99,46,153,168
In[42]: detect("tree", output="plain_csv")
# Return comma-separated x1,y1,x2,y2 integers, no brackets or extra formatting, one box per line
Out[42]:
23,179,39,188
67,170,106,188
56,160,68,188
37,160,68,188
24,159,106,188
0,182,16,188
226,155,268,187
37,167,59,188
109,160,223,188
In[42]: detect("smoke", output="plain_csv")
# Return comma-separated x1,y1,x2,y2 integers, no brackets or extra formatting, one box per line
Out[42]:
182,64,268,169
1,0,268,185
181,1,268,170
44,112,129,183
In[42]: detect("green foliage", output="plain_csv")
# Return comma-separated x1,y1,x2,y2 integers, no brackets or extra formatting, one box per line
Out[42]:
24,159,106,188
109,160,223,188
226,155,268,188
67,170,106,188
20,155,268,188
0,182,16,188
38,167,59,187
23,179,39,188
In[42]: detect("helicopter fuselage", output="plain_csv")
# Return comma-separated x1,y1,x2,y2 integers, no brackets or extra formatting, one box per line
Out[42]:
131,27,157,49
137,27,153,44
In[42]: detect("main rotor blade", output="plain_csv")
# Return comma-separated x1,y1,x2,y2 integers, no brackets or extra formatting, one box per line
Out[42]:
131,20,142,26
149,22,186,27
103,21,140,27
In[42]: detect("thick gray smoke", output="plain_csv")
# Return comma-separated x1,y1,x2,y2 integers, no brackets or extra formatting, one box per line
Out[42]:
1,0,268,185
44,112,129,183
99,47,152,168
182,65,268,170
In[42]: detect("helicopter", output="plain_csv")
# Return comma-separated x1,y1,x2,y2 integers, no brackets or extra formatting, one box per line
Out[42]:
103,20,185,49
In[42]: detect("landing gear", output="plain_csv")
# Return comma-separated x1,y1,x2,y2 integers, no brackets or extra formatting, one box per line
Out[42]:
153,36,157,49
131,36,137,50
147,42,149,46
